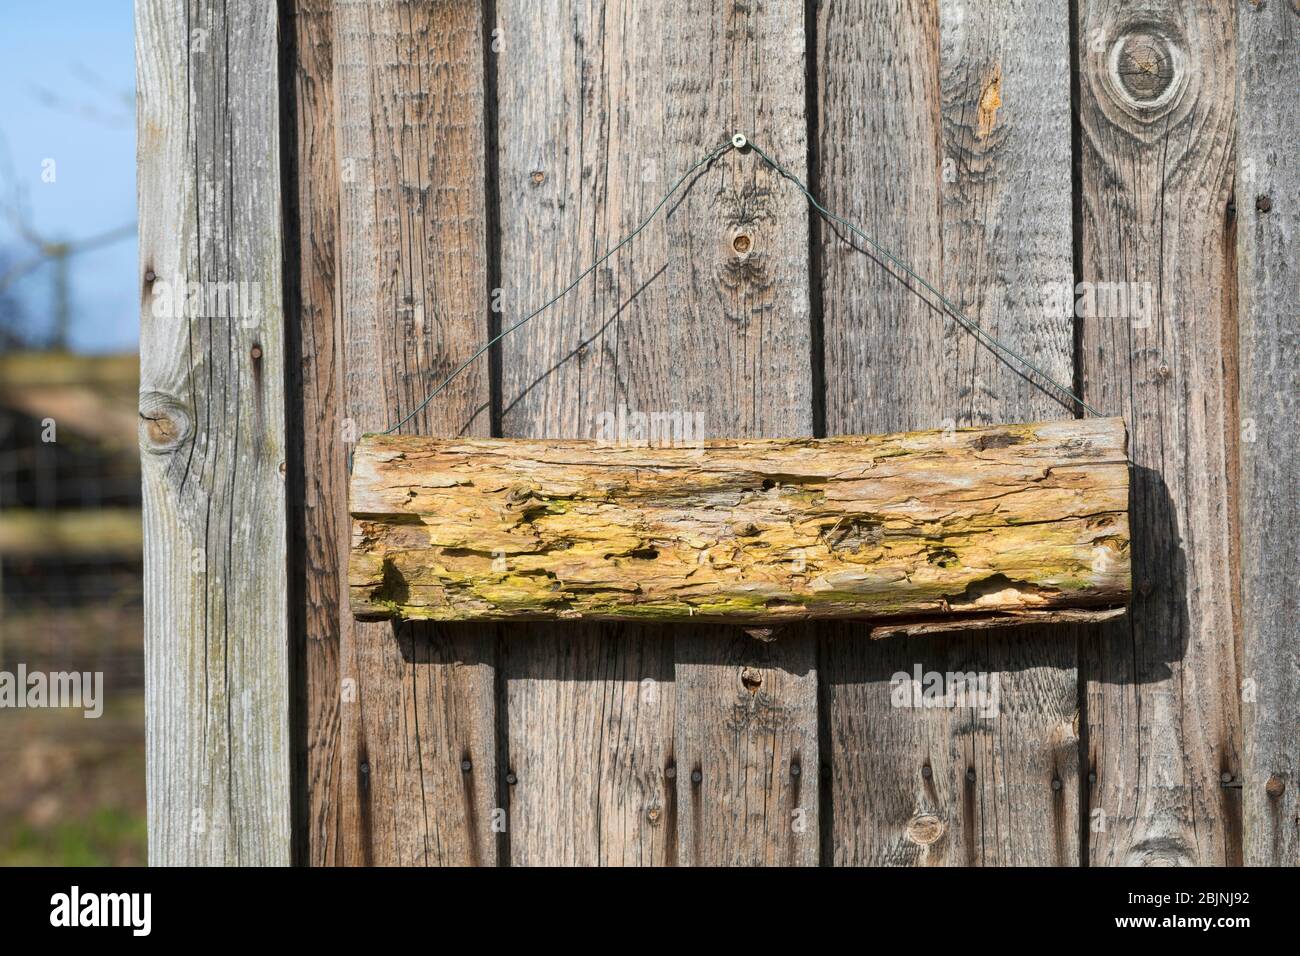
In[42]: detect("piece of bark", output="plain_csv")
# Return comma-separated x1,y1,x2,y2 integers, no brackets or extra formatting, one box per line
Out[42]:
349,417,1130,631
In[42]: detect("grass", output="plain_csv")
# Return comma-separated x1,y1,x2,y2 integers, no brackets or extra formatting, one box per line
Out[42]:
2,805,146,867
0,694,146,866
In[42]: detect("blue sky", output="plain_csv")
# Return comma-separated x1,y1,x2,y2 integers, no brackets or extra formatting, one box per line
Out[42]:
0,1,136,353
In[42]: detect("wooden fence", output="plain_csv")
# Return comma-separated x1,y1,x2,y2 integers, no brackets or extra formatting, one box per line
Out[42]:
136,0,1297,865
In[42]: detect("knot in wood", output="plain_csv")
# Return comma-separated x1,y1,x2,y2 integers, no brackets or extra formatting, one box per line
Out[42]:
1108,25,1184,112
138,391,192,455
904,813,946,846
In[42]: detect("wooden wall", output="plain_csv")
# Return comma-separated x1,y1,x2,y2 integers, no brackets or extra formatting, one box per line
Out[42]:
139,0,1297,865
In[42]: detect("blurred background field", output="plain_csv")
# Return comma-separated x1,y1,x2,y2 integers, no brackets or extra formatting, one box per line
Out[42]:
0,3,141,865
0,352,144,866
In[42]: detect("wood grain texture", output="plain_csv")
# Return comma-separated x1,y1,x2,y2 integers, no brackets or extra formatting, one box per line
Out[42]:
285,0,346,867
819,0,1083,865
349,422,1131,627
1077,0,1241,866
137,0,290,864
495,0,817,864
331,0,498,865
675,630,819,865
1236,0,1299,867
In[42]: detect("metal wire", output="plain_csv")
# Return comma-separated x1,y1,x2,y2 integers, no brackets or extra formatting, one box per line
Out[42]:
382,135,1100,436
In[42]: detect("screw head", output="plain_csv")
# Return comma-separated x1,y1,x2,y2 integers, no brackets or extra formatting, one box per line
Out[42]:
731,133,748,149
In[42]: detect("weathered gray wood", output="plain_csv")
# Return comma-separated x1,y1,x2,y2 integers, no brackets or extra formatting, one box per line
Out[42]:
348,423,1131,627
1236,0,1299,867
1077,0,1240,865
937,0,1085,868
820,0,1082,865
819,1,945,867
137,0,290,864
675,629,819,865
331,0,498,865
496,0,818,864
504,626,676,865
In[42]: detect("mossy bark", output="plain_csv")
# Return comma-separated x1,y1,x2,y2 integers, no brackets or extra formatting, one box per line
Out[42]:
349,418,1131,634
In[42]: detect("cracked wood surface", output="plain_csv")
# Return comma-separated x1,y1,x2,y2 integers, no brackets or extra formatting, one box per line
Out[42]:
1236,0,1298,867
817,0,1086,866
137,0,290,865
323,0,499,866
350,418,1131,628
1077,0,1241,867
494,0,818,866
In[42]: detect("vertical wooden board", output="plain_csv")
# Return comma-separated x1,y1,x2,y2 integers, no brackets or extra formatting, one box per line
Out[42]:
285,0,346,867
1077,0,1240,866
676,631,819,866
817,0,946,867
504,626,676,866
496,0,817,865
1236,0,1299,867
137,0,290,864
937,0,1081,867
332,0,498,865
819,0,1080,865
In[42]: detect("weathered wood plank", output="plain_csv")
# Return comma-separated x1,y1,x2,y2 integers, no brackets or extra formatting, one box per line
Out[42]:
1236,0,1299,867
285,0,346,866
331,0,498,865
496,0,818,864
137,0,290,865
349,422,1131,627
820,0,1082,865
935,0,1084,869
675,629,819,866
504,625,676,866
1077,0,1241,866
818,1,945,867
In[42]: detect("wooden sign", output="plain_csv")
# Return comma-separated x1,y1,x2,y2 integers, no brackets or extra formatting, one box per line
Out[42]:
349,418,1130,637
